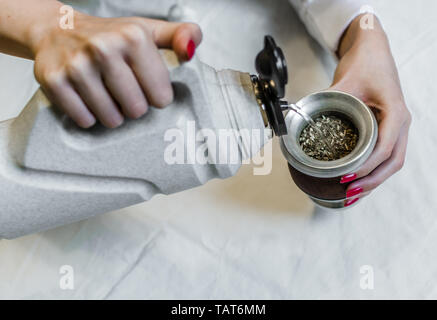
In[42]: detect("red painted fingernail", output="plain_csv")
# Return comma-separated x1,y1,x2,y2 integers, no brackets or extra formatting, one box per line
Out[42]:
345,197,359,207
187,39,196,60
340,173,357,184
346,187,363,199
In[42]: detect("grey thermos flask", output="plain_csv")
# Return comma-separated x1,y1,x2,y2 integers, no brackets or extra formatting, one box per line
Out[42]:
0,36,290,239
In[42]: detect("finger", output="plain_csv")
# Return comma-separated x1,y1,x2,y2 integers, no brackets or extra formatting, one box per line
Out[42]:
67,54,124,128
141,19,202,61
347,190,372,200
123,28,174,108
344,190,372,207
42,72,96,128
360,190,372,199
348,122,409,193
98,53,149,119
354,109,404,179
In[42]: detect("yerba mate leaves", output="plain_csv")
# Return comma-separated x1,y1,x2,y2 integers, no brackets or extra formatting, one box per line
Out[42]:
299,115,358,161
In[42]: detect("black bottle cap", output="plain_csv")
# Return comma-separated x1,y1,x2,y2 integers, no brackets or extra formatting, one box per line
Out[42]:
255,36,288,99
255,36,288,136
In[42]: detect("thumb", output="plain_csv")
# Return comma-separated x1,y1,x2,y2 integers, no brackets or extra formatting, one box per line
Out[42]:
327,78,347,92
326,80,361,100
143,19,203,61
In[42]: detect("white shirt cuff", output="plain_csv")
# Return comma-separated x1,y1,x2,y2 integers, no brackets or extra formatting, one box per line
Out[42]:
291,0,375,54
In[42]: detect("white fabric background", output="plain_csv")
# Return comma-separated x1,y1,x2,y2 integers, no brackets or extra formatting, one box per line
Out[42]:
0,0,435,299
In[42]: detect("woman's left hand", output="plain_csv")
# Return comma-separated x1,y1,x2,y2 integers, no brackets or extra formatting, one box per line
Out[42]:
329,14,411,205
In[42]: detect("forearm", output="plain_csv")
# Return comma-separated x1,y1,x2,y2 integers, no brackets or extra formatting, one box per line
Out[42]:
0,0,63,59
338,14,387,58
289,0,371,54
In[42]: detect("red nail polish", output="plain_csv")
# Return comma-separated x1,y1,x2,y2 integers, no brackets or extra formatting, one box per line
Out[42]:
345,197,359,207
340,173,357,184
346,187,363,199
187,40,196,60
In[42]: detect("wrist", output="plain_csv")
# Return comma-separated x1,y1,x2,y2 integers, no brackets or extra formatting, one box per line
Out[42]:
337,14,386,58
27,1,84,57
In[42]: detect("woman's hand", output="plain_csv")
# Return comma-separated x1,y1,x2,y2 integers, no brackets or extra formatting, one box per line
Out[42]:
31,9,202,128
329,15,411,205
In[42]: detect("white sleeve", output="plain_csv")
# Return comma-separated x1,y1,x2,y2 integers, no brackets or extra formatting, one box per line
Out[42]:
289,0,373,53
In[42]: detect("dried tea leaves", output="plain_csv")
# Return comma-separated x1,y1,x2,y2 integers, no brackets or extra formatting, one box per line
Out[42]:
299,115,358,161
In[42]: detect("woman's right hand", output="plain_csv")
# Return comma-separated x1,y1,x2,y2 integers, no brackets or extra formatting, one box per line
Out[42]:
32,12,202,128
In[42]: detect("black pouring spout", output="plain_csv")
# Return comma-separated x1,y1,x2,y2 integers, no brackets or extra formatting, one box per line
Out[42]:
253,35,289,136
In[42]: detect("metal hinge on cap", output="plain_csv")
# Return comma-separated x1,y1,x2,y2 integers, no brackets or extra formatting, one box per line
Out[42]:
251,35,289,136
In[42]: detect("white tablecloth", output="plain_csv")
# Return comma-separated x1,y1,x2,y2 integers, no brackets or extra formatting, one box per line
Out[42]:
0,0,435,299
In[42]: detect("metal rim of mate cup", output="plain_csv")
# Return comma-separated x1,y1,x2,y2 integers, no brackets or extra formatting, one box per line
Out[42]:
279,90,378,209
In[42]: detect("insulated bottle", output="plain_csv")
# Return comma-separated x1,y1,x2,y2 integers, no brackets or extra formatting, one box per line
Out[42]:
0,36,287,239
